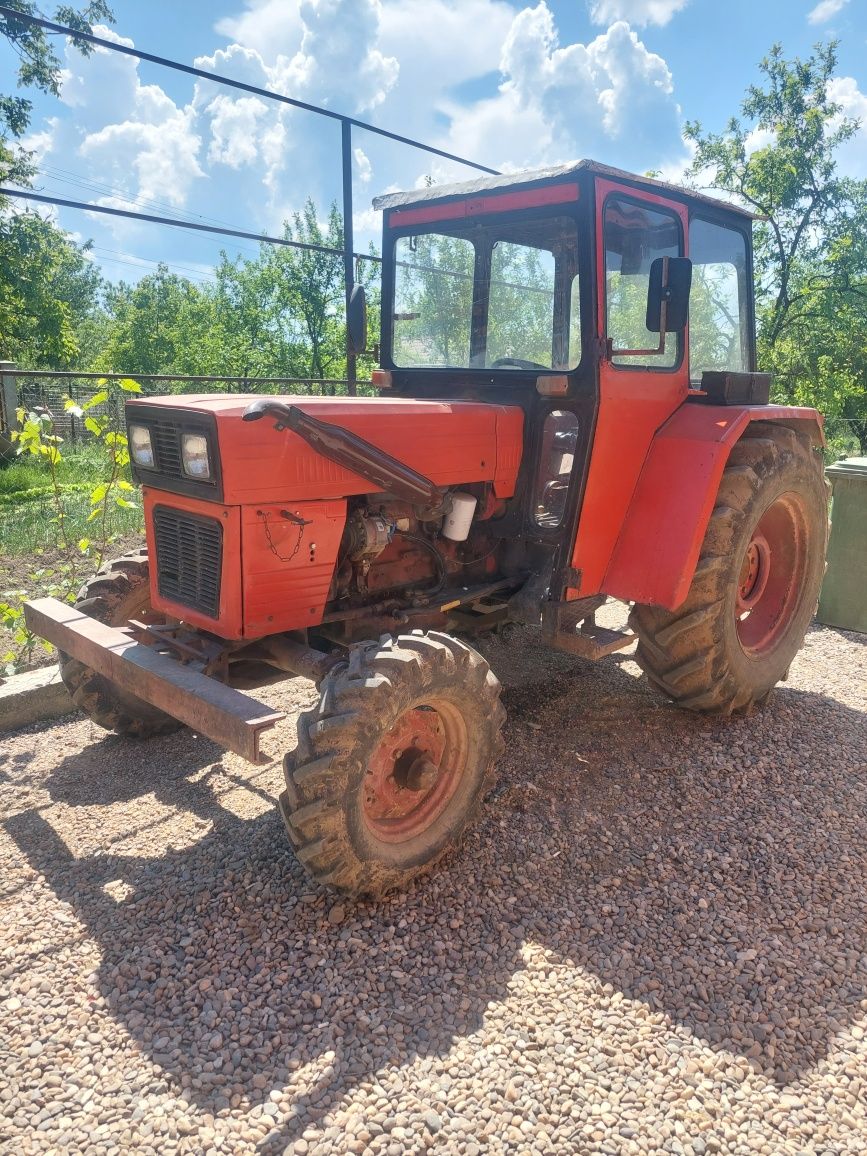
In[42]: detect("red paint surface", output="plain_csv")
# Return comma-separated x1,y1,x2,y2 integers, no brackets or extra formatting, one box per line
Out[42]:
241,499,347,637
135,395,525,639
129,396,524,505
143,489,244,638
569,178,690,598
387,183,579,228
602,404,824,610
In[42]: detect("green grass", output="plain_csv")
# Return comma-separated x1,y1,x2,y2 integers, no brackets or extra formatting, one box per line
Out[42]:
0,442,109,495
0,444,142,556
0,490,144,556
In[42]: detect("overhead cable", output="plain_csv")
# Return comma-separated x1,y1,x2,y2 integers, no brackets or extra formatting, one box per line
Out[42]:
0,186,383,263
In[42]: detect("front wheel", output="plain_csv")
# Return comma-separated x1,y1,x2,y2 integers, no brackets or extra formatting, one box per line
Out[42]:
58,550,183,738
279,631,505,896
629,424,829,715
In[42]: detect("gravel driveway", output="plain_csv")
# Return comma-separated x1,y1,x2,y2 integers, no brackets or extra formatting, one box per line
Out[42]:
1,622,866,1155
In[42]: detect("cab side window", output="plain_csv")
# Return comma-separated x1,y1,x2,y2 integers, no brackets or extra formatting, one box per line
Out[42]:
604,196,682,369
688,217,749,381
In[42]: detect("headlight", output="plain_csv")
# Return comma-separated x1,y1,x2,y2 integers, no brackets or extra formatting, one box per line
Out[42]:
129,424,155,468
182,432,211,479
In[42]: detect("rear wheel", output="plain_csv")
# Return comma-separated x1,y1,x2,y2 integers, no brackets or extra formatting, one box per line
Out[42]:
279,631,505,896
59,550,183,738
629,424,828,714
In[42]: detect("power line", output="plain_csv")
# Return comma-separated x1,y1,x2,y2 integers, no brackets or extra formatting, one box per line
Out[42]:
33,166,298,262
87,249,220,284
0,186,383,263
36,163,245,231
0,4,500,177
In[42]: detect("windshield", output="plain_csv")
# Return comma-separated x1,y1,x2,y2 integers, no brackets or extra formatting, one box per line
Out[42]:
391,214,581,371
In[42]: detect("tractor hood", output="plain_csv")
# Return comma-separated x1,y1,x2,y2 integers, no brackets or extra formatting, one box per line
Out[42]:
126,394,525,506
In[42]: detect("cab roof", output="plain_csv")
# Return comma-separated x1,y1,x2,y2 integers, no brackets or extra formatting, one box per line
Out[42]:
373,159,759,221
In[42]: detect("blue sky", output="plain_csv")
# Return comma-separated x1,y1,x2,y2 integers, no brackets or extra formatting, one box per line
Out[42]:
3,0,865,286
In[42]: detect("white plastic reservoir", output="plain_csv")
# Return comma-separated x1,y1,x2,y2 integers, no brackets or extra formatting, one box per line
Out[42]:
442,492,478,542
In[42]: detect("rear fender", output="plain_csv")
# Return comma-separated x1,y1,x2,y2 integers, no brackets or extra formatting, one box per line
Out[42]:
602,403,824,611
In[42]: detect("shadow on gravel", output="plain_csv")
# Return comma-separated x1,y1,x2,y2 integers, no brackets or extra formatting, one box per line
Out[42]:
4,653,867,1151
0,748,37,779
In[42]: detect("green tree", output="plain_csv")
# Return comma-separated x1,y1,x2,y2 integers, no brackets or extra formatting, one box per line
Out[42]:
1,1,113,185
88,201,371,388
685,41,867,451
263,200,348,384
94,266,206,375
0,211,104,365
394,233,475,366
1,2,112,368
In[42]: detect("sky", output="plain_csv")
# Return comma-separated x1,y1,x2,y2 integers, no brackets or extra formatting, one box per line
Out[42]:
2,0,866,286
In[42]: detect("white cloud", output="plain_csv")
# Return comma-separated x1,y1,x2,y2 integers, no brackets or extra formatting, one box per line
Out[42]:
354,147,372,184
193,42,275,92
744,126,775,155
283,0,398,113
441,6,686,177
216,1,305,57
828,75,867,177
57,27,204,211
807,0,849,25
22,0,696,277
589,0,690,27
192,0,400,214
379,0,515,97
206,95,270,168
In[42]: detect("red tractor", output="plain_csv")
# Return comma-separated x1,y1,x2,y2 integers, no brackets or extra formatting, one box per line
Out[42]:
26,161,828,895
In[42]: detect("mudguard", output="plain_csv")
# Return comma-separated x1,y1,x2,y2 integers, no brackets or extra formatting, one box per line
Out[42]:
602,403,824,611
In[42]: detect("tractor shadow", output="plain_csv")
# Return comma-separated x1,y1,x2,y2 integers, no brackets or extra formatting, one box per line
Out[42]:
4,641,867,1149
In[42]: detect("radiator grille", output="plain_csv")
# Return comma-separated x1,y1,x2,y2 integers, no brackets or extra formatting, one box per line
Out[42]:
153,506,223,618
150,421,183,476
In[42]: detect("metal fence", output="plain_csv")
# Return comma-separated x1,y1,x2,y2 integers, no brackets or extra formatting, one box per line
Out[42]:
2,365,372,447
0,6,497,395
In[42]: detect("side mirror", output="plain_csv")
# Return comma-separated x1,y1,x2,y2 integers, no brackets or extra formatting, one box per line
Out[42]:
646,256,692,334
347,284,367,356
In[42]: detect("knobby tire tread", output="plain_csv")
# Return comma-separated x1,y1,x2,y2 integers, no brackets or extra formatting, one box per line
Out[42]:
629,425,829,716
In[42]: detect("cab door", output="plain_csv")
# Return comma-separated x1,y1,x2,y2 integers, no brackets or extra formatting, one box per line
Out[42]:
568,178,690,598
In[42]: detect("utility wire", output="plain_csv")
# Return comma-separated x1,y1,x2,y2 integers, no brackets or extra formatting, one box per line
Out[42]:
0,186,384,263
0,4,500,176
35,162,249,232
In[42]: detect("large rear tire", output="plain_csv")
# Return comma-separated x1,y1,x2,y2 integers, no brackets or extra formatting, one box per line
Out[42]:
629,424,828,715
58,550,183,738
279,630,505,896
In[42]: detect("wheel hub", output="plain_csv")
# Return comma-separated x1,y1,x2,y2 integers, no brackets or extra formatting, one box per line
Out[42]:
735,493,808,655
362,703,465,842
736,531,771,611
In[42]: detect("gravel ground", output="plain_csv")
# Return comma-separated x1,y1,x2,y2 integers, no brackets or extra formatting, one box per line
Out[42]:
1,619,866,1155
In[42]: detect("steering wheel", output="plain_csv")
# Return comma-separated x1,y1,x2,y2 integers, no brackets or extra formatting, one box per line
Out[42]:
491,356,549,370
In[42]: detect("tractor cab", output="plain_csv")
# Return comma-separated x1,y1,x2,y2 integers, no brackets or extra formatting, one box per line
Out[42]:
372,159,757,394
369,161,783,611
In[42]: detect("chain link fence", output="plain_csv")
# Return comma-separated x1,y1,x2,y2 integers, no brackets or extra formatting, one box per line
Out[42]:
4,368,371,448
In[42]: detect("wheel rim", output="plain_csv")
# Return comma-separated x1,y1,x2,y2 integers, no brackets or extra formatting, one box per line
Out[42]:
363,701,467,843
735,492,809,656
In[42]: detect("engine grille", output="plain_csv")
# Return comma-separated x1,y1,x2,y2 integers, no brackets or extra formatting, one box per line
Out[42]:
153,506,223,618
149,420,183,476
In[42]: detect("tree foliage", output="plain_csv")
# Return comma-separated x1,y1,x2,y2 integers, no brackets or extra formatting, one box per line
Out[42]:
1,1,113,184
0,211,104,366
1,2,112,367
685,42,867,451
